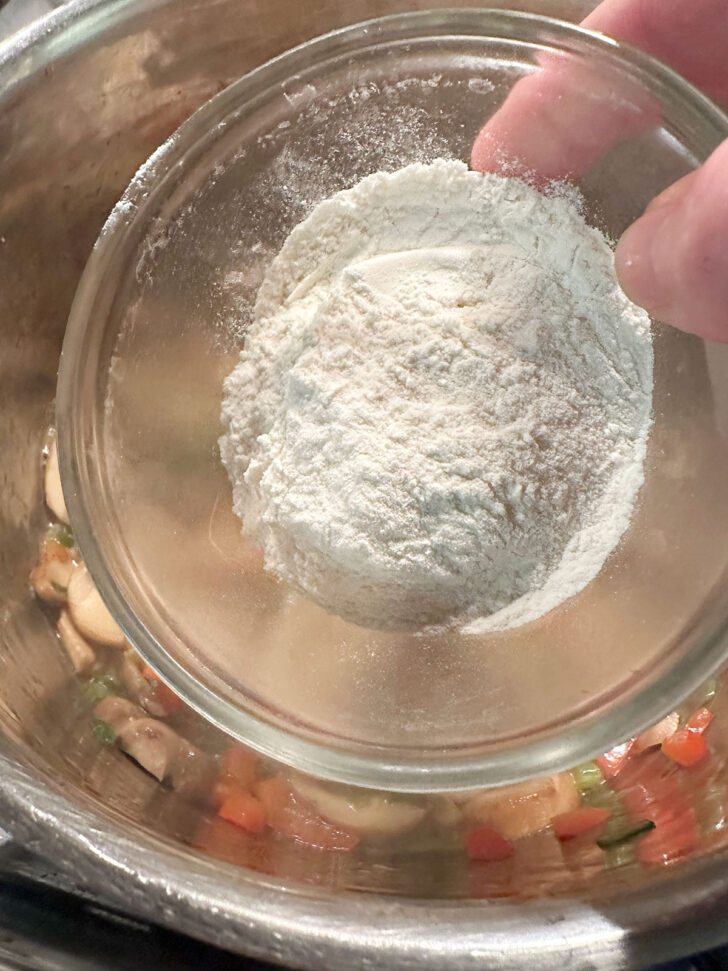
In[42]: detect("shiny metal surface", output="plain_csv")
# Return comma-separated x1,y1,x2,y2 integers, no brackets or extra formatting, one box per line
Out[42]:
3,1,728,968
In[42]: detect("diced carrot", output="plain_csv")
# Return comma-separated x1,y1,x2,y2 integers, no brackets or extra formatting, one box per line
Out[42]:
218,787,266,834
220,745,259,789
662,729,708,767
552,806,611,841
465,827,515,862
141,664,183,714
596,740,635,779
686,706,714,735
255,775,359,851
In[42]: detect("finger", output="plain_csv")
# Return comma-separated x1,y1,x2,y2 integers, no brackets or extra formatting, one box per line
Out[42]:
471,56,658,181
615,138,728,341
472,0,728,180
583,0,728,102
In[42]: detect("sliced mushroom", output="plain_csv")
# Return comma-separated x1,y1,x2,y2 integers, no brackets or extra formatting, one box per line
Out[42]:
44,438,69,524
116,718,182,782
57,609,95,672
93,696,211,795
67,563,125,647
462,773,580,842
634,712,680,753
30,538,74,605
291,775,427,837
167,740,217,798
120,650,167,717
94,696,145,733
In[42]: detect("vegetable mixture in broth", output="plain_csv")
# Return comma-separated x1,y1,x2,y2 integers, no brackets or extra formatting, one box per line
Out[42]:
32,429,723,881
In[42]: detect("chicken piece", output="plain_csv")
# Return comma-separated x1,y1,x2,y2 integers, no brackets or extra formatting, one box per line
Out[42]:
462,773,580,842
67,563,125,647
57,609,95,672
290,775,427,837
44,437,69,524
30,538,74,605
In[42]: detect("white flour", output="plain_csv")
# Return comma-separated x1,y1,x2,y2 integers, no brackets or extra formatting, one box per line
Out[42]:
220,160,653,633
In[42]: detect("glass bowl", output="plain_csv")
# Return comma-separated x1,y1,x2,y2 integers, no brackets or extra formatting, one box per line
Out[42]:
57,9,728,792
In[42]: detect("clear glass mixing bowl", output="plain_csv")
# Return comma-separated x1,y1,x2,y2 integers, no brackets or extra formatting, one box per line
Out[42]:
57,9,728,791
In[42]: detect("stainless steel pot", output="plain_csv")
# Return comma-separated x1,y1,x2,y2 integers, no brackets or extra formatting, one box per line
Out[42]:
3,1,728,968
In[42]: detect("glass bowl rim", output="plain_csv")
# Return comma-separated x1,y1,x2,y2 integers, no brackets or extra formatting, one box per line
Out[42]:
58,6,728,792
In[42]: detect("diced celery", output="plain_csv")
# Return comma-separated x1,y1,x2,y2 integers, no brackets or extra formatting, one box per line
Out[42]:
47,523,75,549
570,761,604,795
91,718,116,746
597,818,654,849
81,674,118,705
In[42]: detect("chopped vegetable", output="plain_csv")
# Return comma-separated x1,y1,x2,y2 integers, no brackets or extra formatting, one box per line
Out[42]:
30,538,74,605
217,788,266,834
95,699,213,795
596,819,654,849
552,806,611,841
634,713,679,753
81,673,119,705
92,718,116,746
67,563,126,647
255,776,359,851
116,717,182,781
661,729,709,767
462,773,579,841
569,761,603,795
120,652,167,717
48,523,75,549
57,609,96,673
686,707,714,735
596,740,635,779
465,827,515,862
219,745,259,790
141,664,183,714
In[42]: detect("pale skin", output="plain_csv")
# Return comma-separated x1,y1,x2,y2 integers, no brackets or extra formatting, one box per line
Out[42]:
471,0,728,341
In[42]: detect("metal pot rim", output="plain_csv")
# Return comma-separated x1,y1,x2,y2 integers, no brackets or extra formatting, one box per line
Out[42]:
3,2,728,968
1,730,728,970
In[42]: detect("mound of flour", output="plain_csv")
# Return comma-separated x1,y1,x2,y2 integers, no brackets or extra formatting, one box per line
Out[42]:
220,160,653,632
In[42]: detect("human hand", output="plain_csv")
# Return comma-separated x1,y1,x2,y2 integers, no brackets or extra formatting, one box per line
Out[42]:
471,0,728,341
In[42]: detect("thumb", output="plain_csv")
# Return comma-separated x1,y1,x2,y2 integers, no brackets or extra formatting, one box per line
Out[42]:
616,139,728,342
